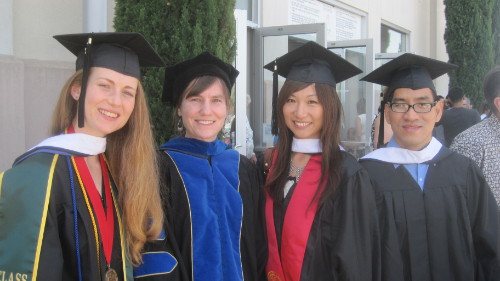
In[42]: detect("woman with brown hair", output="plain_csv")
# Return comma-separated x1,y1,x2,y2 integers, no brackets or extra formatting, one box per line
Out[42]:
263,41,380,281
135,52,266,281
0,32,164,281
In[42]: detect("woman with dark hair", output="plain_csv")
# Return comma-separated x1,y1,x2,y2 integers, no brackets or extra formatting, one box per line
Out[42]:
135,52,266,281
263,41,380,281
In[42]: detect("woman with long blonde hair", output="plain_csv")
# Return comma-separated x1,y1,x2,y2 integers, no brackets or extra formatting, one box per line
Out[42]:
0,32,164,281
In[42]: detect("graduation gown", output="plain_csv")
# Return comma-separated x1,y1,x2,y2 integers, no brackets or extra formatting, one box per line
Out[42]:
134,137,266,281
266,151,380,281
0,141,130,281
360,146,500,281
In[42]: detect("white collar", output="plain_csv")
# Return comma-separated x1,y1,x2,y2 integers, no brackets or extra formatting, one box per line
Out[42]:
30,133,107,156
361,137,442,164
291,137,322,153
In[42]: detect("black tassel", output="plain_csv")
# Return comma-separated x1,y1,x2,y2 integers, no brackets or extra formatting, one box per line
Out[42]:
78,36,93,128
271,61,278,135
377,92,385,148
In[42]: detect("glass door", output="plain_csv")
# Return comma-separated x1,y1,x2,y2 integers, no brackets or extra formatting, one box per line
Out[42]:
252,23,326,151
327,39,374,158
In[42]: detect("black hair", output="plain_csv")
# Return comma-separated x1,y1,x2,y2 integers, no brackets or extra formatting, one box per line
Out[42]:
483,66,500,114
448,87,464,103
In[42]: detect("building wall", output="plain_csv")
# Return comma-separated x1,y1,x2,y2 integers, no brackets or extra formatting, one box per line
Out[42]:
1,0,449,170
0,0,115,171
261,0,450,107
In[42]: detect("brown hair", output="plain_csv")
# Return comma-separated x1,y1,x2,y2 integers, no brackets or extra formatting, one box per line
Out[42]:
50,69,163,265
265,80,343,207
172,75,231,135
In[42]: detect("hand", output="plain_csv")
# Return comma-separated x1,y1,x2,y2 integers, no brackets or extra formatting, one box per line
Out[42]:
250,153,257,164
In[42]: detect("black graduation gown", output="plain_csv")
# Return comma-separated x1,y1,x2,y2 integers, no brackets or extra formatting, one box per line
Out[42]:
1,152,127,281
136,147,267,281
360,147,500,281
270,151,381,281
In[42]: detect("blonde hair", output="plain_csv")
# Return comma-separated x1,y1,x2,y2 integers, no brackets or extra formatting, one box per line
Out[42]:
51,70,163,265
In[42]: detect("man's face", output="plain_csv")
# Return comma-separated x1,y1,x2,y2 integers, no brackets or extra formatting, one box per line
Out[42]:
385,88,443,150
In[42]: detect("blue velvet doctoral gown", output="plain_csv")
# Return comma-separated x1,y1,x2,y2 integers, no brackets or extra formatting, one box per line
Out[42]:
134,137,266,281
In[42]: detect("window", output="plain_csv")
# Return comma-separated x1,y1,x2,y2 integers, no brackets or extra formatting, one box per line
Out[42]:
235,0,259,23
381,24,407,53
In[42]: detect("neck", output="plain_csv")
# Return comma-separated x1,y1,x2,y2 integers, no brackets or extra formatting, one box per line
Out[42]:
85,154,103,195
394,137,432,151
291,152,310,168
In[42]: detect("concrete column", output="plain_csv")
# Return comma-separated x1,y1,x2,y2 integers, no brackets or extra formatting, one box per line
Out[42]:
83,0,107,32
0,0,13,55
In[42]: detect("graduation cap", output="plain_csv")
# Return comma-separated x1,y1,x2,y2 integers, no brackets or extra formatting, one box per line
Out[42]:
360,53,457,148
264,41,362,135
53,32,166,128
361,53,457,99
162,52,239,106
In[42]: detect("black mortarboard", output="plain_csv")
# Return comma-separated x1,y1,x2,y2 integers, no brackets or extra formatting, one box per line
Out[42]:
360,53,457,148
54,32,165,128
361,53,457,98
162,52,239,106
264,41,362,134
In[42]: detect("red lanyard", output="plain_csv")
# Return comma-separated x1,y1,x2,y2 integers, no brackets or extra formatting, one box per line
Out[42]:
68,125,115,266
73,155,115,266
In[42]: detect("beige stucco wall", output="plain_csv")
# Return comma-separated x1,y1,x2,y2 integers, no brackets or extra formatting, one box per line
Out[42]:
0,55,25,171
0,0,116,171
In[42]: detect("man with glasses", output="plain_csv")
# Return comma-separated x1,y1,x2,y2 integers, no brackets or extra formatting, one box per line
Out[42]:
359,53,500,281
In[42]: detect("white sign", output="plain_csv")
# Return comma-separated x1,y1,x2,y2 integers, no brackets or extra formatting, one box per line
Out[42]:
334,8,362,40
289,0,361,41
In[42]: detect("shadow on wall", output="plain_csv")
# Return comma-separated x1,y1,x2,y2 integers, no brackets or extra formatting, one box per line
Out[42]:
0,56,73,171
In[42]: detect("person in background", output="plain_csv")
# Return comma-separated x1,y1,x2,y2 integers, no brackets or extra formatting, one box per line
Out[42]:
354,97,367,142
136,52,266,281
263,41,380,281
360,53,499,281
437,87,481,146
230,94,257,163
443,94,451,110
0,32,165,281
451,66,500,209
479,102,491,120
463,96,473,109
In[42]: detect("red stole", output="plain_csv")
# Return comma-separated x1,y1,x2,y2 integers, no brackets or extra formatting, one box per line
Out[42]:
265,154,324,281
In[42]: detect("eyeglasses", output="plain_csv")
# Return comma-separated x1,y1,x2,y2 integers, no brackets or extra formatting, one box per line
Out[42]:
388,102,437,113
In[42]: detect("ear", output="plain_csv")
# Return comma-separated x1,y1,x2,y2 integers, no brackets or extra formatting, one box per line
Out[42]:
177,108,181,117
70,84,81,101
494,97,500,113
384,103,392,125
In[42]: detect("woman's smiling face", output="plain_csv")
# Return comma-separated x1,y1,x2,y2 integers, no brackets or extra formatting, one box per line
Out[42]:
282,83,324,139
178,79,229,142
72,67,138,137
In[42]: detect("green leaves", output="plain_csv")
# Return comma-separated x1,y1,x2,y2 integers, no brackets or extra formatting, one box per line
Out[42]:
444,0,497,107
114,0,237,144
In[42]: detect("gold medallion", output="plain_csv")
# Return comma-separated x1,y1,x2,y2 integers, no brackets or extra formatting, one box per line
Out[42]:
105,267,118,281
